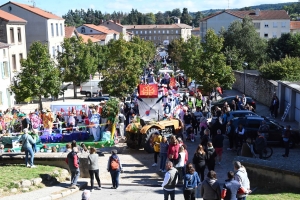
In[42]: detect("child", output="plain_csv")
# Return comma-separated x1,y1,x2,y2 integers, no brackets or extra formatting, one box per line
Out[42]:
31,129,39,153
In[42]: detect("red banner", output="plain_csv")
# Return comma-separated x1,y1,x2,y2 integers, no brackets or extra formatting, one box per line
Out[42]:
170,77,176,87
139,84,158,98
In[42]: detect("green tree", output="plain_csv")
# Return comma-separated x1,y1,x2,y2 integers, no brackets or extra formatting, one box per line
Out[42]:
10,42,61,110
181,8,192,25
57,36,97,98
221,17,267,69
192,11,203,27
259,56,300,81
168,37,184,70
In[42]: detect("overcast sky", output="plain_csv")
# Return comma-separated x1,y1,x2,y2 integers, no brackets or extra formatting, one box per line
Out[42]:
0,0,297,16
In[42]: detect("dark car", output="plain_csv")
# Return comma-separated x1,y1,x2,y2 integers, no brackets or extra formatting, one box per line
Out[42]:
232,116,299,147
84,96,110,102
211,96,256,111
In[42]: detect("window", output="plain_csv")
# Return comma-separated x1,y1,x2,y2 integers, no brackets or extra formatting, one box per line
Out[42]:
158,36,161,40
140,30,143,34
135,30,138,34
281,22,286,28
171,30,174,34
51,23,54,36
154,36,156,40
19,53,23,61
175,30,178,34
56,23,59,36
154,30,156,34
253,23,260,29
17,28,21,42
264,33,268,38
60,24,63,36
162,30,165,34
12,54,16,71
81,27,85,33
264,23,269,28
166,36,169,39
90,30,93,33
149,36,151,40
149,30,151,34
10,28,14,43
247,121,261,129
145,30,147,34
3,62,9,78
273,22,278,28
158,30,161,34
145,36,147,40
52,46,55,57
57,45,60,52
3,49,6,58
273,32,277,38
167,30,169,34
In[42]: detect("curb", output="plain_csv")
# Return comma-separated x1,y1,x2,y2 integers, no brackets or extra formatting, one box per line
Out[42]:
37,182,88,200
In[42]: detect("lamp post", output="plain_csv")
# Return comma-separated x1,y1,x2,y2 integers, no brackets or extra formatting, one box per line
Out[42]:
243,62,248,94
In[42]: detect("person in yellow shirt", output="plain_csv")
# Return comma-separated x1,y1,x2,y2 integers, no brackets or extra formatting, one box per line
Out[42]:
152,131,162,167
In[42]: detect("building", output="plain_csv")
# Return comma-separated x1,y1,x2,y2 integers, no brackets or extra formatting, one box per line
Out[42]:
191,27,200,36
65,26,100,44
124,23,192,45
290,21,300,34
0,1,65,59
200,9,290,39
0,9,27,73
76,24,119,45
99,20,133,41
0,42,14,109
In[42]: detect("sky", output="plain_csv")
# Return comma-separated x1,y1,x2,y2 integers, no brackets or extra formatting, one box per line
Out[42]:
0,0,297,16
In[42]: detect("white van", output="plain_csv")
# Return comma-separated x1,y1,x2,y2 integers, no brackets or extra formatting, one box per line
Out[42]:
80,79,103,97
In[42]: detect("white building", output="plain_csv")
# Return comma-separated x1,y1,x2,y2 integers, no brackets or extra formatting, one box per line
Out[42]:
0,42,14,109
76,24,120,45
0,1,65,59
200,9,290,39
0,9,27,73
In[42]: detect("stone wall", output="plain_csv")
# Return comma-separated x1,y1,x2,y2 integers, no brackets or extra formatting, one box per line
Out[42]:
232,71,278,106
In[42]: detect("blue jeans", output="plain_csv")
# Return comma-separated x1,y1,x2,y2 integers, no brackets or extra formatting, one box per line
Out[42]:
25,147,34,166
110,170,120,188
71,168,80,185
160,153,167,170
164,189,175,200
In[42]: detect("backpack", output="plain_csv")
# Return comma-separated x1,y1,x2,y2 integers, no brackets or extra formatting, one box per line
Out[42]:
110,157,119,170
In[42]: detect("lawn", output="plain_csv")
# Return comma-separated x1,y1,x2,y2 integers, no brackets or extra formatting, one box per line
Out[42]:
0,164,60,189
248,187,300,200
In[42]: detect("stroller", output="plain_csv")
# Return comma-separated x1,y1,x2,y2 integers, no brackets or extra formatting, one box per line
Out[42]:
185,125,195,142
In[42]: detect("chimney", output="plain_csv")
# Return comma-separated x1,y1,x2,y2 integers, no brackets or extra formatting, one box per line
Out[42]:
177,18,181,24
255,8,260,16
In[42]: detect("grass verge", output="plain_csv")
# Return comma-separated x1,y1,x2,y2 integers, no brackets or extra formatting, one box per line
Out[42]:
248,187,300,200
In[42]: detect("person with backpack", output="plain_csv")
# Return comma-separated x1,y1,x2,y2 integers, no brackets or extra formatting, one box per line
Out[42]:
107,149,123,189
183,163,201,200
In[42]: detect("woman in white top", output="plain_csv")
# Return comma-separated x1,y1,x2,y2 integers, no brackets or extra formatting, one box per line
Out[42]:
175,145,186,183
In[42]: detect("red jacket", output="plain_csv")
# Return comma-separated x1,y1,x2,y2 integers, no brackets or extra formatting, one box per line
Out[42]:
167,143,180,159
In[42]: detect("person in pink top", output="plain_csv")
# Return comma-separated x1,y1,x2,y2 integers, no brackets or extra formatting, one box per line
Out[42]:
167,138,180,165
30,112,41,130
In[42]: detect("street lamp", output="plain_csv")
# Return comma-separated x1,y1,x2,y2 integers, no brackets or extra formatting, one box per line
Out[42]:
243,62,248,94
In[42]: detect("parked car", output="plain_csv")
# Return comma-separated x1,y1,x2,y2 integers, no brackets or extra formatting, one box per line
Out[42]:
84,96,110,102
211,96,256,111
232,116,299,147
227,110,258,121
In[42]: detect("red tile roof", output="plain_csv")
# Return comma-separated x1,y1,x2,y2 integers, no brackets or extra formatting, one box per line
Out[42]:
0,9,26,23
82,24,119,34
65,26,76,38
124,24,192,29
5,1,63,20
192,27,200,31
290,21,300,30
201,10,290,21
89,34,107,41
77,33,100,43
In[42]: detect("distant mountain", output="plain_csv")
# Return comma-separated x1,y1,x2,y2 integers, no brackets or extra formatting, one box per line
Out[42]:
198,2,297,16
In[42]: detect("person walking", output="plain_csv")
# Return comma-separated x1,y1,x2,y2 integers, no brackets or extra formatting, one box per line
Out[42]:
226,120,235,151
19,128,36,168
107,149,123,189
167,139,180,165
66,146,80,189
118,111,126,139
183,163,201,200
152,131,162,167
200,170,221,200
221,171,242,200
213,129,224,165
175,145,186,183
282,125,291,158
162,161,179,200
160,136,169,172
205,142,217,171
87,147,101,192
233,161,251,200
192,144,206,182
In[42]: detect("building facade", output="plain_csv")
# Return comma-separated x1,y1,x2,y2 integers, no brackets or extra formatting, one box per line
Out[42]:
0,2,65,59
290,21,300,34
124,23,192,45
200,9,290,39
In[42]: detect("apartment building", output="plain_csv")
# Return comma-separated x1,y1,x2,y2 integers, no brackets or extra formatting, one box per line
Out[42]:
0,1,65,59
290,21,300,34
200,9,290,39
124,23,192,45
65,26,100,44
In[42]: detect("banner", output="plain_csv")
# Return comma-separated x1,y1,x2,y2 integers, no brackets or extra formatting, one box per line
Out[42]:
139,84,158,98
170,77,176,87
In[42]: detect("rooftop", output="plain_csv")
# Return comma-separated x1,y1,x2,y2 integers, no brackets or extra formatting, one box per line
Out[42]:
82,24,119,34
3,1,64,20
0,9,26,23
124,24,192,29
78,33,100,43
290,21,300,30
89,34,107,41
65,26,76,38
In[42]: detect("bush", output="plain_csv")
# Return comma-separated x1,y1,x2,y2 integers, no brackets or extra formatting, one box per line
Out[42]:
259,56,300,81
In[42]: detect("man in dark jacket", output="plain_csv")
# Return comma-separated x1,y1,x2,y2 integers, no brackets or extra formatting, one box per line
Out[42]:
226,120,235,150
213,129,224,165
255,132,267,159
66,147,80,189
222,171,241,200
161,161,178,200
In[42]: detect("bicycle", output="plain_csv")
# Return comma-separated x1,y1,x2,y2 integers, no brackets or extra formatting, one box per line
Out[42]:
237,139,273,159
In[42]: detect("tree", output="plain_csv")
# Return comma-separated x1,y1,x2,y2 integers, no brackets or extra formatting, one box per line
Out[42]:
57,37,97,98
171,8,182,18
192,11,203,27
221,17,267,69
168,37,184,70
181,8,192,25
155,12,165,24
10,42,61,110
